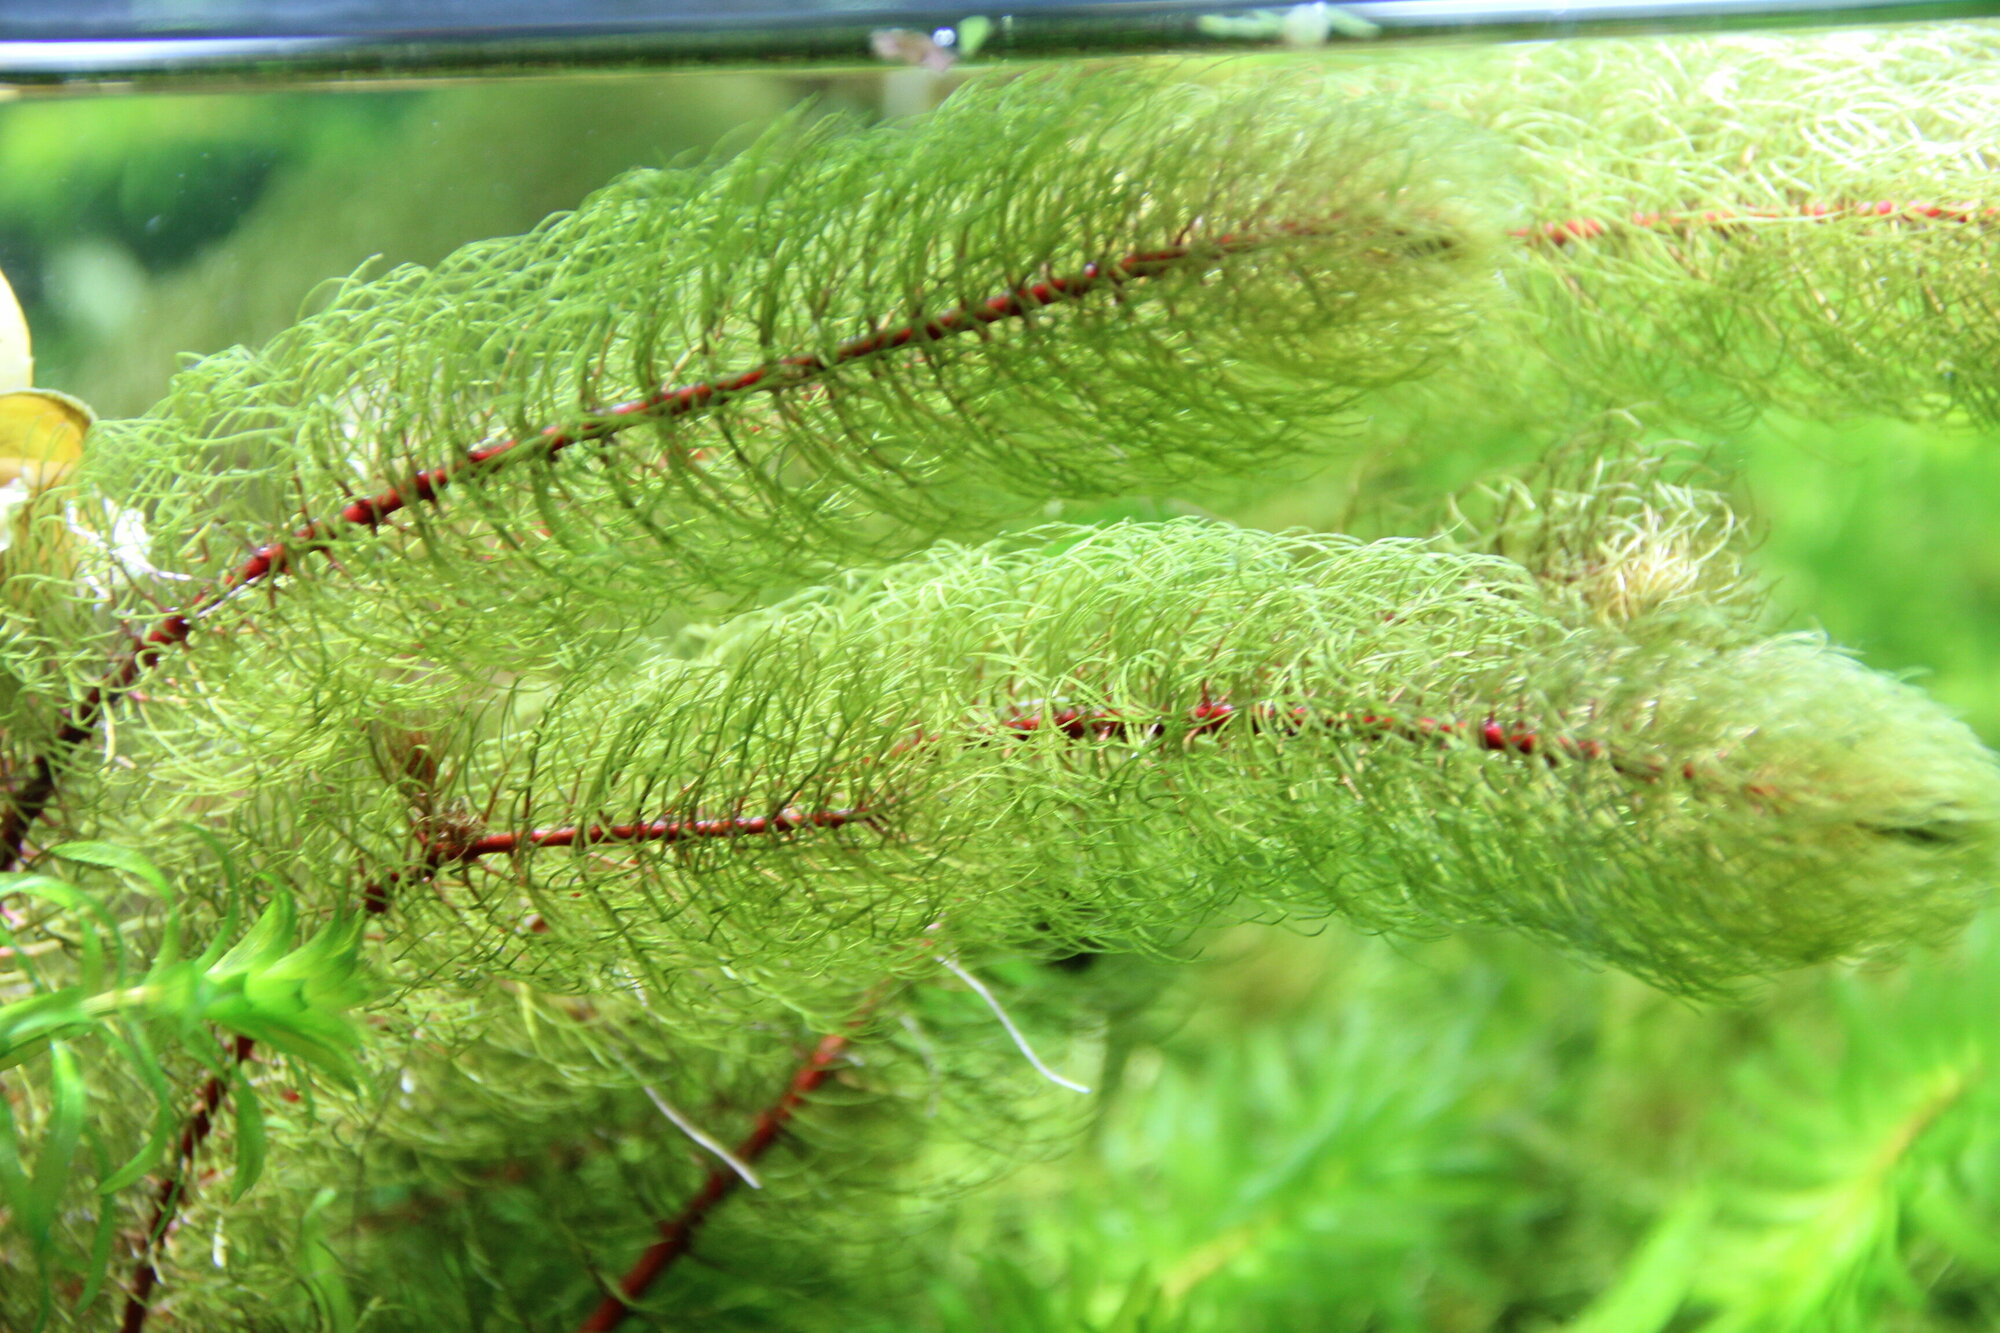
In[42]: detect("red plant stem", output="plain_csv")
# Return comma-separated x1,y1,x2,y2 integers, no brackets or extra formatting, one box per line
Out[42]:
444,805,867,862
0,228,1308,874
575,1030,853,1333
394,704,1626,879
225,227,1290,584
120,1034,256,1333
363,805,867,913
994,699,1601,756
400,701,1698,886
1512,198,2000,246
977,698,1696,777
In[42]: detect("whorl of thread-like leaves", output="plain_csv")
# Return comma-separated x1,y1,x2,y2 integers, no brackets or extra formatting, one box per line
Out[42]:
0,68,1491,761
210,518,2000,1003
1368,24,2000,423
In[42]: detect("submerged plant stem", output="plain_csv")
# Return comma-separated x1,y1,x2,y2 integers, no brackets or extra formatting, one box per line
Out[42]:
120,1034,255,1333
575,1030,853,1333
364,806,869,914
366,695,1721,918
1513,199,2000,246
0,229,1309,873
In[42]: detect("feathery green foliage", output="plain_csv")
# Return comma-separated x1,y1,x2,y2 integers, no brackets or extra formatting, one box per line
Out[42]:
0,848,368,1320
1342,26,2000,427
3,31,2000,1332
352,515,1983,997
6,68,1483,740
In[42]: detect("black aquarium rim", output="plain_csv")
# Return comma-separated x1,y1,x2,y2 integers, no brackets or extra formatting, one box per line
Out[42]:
0,0,1992,85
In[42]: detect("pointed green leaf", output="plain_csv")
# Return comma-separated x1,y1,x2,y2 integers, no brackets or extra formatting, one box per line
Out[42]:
0,1089,29,1219
0,876,117,987
75,1128,120,1312
0,1033,52,1073
300,1187,358,1333
230,1070,266,1201
22,1040,86,1253
75,1198,118,1313
98,1114,172,1197
0,872,68,896
0,991,93,1063
179,823,243,899
149,907,185,976
1105,1266,1166,1333
193,897,242,971
209,895,296,977
46,842,170,898
1564,1190,1715,1333
97,1023,177,1195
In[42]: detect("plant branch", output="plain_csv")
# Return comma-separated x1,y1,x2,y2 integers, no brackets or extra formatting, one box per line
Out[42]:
0,228,1306,874
1513,199,2000,246
119,1034,255,1333
574,1030,854,1333
439,806,870,863
371,696,1731,914
364,806,870,915
0,191,1971,871
984,699,1701,779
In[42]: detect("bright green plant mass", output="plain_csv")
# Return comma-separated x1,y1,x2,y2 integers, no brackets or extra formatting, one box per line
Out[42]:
4,31,2000,1331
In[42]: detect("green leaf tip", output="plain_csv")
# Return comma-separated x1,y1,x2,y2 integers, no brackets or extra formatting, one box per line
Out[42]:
230,1069,266,1200
44,842,169,897
197,906,373,1086
0,873,370,1084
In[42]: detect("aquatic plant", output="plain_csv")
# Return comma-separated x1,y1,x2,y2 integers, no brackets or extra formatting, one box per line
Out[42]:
3,36,2000,1331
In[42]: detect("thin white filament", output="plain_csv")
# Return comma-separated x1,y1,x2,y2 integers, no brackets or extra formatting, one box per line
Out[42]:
938,954,1092,1095
642,1085,763,1188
